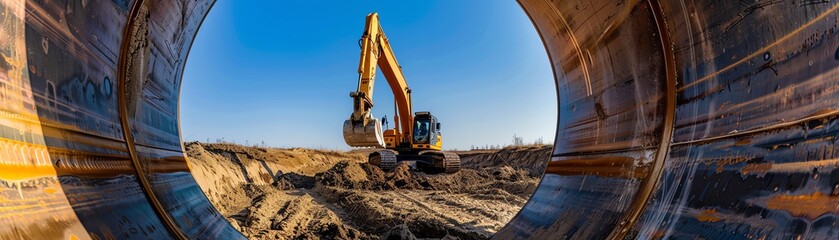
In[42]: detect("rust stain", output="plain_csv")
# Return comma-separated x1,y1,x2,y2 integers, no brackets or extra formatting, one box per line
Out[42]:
740,163,772,176
545,156,649,179
695,208,721,222
651,229,667,239
707,157,751,173
741,158,839,176
766,192,839,219
734,138,752,146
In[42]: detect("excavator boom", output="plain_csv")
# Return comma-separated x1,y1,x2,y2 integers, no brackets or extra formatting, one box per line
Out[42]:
344,13,414,148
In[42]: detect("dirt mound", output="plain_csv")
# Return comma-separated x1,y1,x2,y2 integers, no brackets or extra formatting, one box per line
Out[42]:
228,185,373,239
316,161,434,191
307,161,541,239
313,185,490,239
194,142,366,185
186,142,550,240
315,161,383,190
274,172,316,190
419,166,537,199
267,193,367,240
315,161,536,199
382,224,415,240
457,145,552,177
185,143,251,215
381,224,460,240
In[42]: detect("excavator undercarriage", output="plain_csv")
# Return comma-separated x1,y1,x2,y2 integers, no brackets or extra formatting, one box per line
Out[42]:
369,150,461,173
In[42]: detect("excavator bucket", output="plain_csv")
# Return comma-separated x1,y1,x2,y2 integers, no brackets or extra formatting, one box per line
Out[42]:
343,118,385,148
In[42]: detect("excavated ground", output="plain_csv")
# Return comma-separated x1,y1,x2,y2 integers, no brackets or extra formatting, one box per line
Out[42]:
185,142,550,239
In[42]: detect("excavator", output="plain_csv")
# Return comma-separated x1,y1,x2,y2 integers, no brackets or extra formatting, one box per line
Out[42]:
342,13,460,173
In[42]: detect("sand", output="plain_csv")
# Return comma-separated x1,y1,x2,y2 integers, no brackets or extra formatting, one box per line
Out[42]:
185,142,551,239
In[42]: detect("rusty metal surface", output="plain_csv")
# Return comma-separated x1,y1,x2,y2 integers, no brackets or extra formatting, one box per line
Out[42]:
0,0,242,239
500,0,839,239
0,0,837,239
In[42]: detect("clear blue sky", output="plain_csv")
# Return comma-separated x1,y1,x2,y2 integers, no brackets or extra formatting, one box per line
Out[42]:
181,0,556,150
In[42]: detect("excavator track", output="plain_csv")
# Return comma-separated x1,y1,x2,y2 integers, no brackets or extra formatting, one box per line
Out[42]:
418,151,460,173
441,152,460,173
369,150,398,171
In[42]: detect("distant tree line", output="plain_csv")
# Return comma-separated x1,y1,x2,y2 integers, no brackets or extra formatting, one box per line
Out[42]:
205,137,269,148
468,134,551,150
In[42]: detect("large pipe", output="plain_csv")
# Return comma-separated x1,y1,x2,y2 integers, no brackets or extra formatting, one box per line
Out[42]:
499,0,839,239
0,0,835,239
0,0,241,239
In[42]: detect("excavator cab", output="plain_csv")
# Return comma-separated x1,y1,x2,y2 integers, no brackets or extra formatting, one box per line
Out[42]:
411,112,441,150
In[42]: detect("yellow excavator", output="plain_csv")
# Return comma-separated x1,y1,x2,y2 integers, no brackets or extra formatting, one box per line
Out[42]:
343,13,460,173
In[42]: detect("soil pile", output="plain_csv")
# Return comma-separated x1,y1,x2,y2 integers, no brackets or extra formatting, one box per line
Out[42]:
457,145,552,177
186,143,550,239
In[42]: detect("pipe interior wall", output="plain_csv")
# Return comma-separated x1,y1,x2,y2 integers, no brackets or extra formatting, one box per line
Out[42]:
0,0,242,239
0,0,836,239
500,0,839,239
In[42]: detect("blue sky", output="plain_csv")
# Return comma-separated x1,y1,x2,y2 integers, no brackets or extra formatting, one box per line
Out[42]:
180,0,556,150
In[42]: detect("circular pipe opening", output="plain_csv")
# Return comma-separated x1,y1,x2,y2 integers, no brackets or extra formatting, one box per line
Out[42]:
0,0,837,239
179,1,556,239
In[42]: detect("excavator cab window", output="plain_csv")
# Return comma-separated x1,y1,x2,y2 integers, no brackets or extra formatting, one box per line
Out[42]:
413,117,432,144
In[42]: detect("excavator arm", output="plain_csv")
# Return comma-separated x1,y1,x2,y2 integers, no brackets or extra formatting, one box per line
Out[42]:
344,13,414,148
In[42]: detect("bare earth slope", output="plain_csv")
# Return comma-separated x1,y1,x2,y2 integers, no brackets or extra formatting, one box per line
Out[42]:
185,142,551,239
